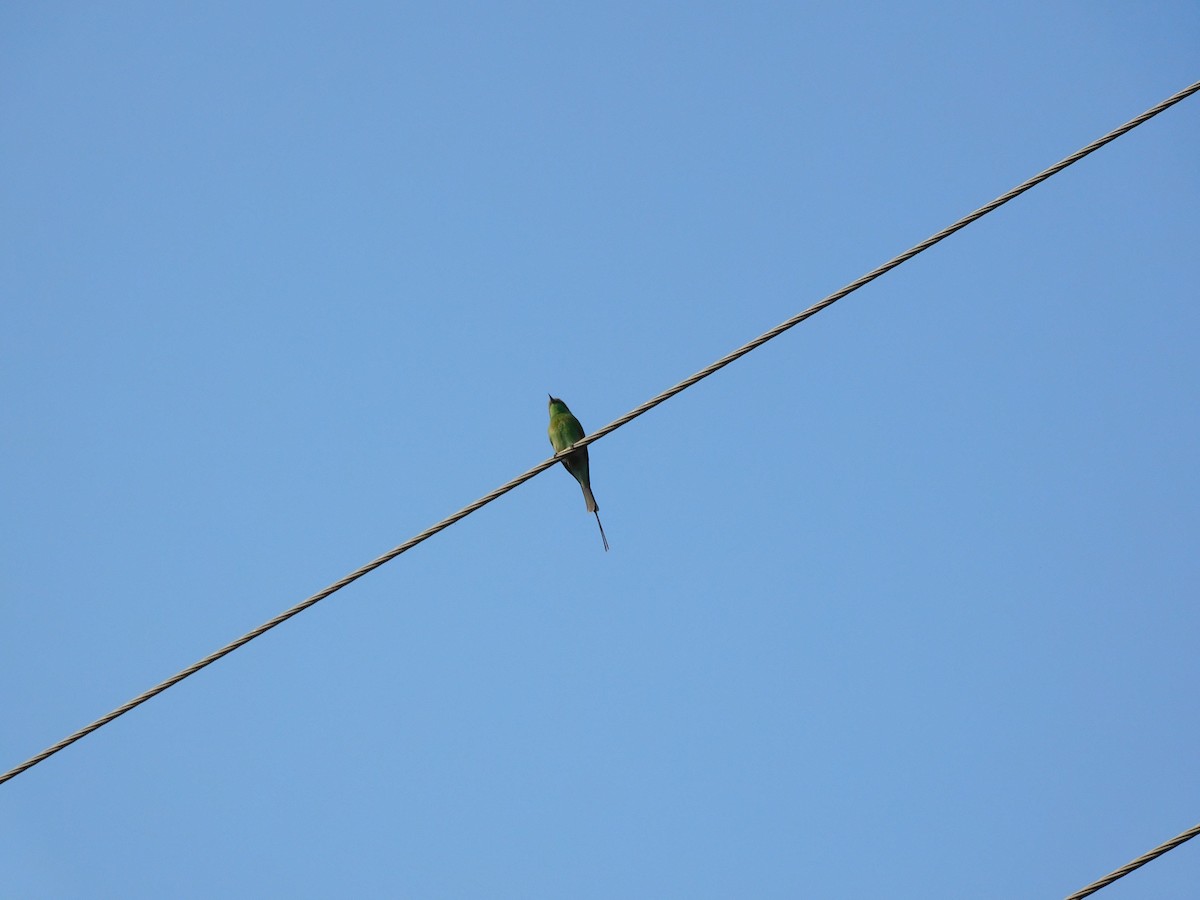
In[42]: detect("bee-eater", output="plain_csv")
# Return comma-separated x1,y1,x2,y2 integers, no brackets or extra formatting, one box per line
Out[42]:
547,395,609,552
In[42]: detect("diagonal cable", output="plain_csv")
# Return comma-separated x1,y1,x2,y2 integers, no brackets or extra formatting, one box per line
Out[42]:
2,79,1198,789
1064,821,1200,899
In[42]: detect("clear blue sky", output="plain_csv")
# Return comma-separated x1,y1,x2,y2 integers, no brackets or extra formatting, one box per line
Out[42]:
3,3,1198,897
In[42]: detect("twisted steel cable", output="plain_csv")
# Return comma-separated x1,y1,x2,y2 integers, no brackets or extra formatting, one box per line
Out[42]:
1064,821,1200,899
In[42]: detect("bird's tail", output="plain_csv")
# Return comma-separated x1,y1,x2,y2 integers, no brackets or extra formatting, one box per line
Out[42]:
581,483,598,514
593,510,610,552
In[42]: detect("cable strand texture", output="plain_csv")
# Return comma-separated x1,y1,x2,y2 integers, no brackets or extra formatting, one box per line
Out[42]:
1064,822,1200,900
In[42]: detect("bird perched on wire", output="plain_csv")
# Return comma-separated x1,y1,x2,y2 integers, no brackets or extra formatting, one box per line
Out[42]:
547,395,609,552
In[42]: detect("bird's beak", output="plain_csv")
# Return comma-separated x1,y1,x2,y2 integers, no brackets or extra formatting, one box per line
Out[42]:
547,393,554,401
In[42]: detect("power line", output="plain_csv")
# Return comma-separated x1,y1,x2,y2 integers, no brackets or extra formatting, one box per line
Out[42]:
1065,821,1200,899
2,79,1198,790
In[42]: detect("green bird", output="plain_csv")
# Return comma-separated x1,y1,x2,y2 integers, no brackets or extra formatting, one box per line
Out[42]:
547,395,609,552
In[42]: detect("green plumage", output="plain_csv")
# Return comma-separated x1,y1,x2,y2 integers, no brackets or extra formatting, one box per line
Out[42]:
548,396,609,551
